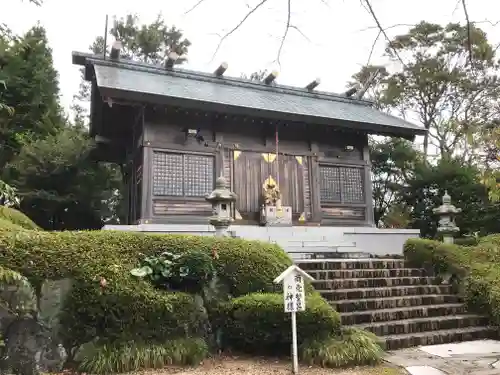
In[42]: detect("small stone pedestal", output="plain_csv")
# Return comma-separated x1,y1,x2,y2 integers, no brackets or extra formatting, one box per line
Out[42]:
205,176,237,237
433,191,461,244
260,205,292,226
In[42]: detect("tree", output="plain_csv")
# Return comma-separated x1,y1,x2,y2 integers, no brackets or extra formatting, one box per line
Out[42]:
7,127,121,230
382,21,499,159
370,137,421,226
71,14,191,123
110,14,191,64
0,25,64,170
347,65,390,109
402,159,500,238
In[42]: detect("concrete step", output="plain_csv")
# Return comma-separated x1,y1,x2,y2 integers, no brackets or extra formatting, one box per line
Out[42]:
333,294,461,313
297,258,406,271
307,268,429,279
312,276,439,290
319,285,454,301
290,252,370,261
278,240,356,247
356,314,488,336
340,303,466,325
382,326,497,351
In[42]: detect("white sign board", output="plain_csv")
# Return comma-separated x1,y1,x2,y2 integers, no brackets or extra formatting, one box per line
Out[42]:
283,273,306,312
274,265,315,374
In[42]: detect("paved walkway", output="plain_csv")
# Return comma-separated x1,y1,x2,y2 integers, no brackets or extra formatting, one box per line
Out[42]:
385,340,500,375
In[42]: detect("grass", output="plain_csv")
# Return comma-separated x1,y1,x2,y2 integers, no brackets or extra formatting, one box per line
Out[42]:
76,339,208,374
301,328,385,368
73,328,389,374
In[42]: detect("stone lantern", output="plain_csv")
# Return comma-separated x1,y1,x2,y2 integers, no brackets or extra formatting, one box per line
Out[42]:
205,176,237,237
433,191,461,244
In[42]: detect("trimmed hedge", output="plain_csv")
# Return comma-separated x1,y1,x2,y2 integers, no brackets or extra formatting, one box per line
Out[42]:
0,229,293,355
0,217,23,231
403,237,500,325
215,292,341,355
0,206,39,230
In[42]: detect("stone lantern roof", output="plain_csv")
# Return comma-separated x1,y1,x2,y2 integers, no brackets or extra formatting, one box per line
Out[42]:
205,176,237,203
432,191,462,216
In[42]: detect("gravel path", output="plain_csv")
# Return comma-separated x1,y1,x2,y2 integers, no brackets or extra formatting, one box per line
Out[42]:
129,357,406,375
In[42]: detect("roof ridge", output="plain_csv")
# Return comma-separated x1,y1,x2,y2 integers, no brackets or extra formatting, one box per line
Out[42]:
74,51,374,107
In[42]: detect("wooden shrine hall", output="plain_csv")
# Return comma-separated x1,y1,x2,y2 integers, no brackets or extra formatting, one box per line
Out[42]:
72,50,425,228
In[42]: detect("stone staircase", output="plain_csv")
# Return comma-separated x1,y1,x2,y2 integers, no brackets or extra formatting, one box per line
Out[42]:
297,258,497,350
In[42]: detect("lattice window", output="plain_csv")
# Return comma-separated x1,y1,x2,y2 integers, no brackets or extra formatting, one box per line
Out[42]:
319,166,341,203
341,167,364,203
153,151,214,197
185,154,214,197
319,165,364,204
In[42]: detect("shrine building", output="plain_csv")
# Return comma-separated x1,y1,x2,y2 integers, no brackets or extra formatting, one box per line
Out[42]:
72,50,425,250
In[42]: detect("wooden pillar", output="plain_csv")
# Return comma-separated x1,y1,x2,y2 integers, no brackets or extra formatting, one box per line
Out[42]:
141,145,153,222
362,138,375,226
309,142,322,223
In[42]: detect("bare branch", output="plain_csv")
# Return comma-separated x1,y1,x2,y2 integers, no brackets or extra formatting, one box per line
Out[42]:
357,23,415,33
276,0,292,67
210,0,269,62
474,19,500,27
184,0,208,15
289,25,311,43
461,0,474,68
366,30,381,65
452,0,461,15
360,0,407,67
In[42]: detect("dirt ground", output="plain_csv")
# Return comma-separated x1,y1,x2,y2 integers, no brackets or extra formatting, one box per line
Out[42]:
131,357,407,375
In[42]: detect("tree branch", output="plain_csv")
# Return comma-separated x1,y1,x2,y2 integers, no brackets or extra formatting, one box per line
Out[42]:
210,0,269,62
289,25,311,43
360,0,406,67
366,30,381,65
357,23,415,33
276,0,292,67
184,0,208,15
461,0,474,68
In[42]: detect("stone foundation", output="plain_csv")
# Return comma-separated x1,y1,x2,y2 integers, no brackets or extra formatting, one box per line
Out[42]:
102,224,419,257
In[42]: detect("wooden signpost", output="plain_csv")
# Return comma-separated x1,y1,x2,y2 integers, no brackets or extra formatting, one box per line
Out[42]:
274,265,315,374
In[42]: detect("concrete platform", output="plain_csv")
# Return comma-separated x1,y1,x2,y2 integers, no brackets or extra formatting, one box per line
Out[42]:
102,224,419,256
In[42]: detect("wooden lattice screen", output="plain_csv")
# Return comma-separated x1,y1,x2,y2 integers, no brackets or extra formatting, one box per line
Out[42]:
152,151,214,197
319,165,364,204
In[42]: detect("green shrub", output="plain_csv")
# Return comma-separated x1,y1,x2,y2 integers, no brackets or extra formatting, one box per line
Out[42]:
454,237,479,246
403,238,469,277
300,327,384,368
0,206,39,230
0,217,23,231
77,338,207,374
130,249,216,293
403,237,500,326
0,230,292,356
215,292,341,355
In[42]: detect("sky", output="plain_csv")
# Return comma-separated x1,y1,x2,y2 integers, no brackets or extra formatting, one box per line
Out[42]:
5,0,500,115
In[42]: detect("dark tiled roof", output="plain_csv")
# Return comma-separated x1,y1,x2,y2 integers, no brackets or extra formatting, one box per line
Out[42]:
73,52,425,137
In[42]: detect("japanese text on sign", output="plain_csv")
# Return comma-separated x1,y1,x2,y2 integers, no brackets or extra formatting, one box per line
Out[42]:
283,273,306,312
